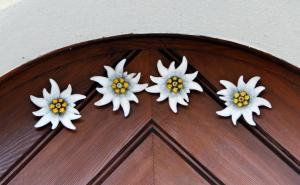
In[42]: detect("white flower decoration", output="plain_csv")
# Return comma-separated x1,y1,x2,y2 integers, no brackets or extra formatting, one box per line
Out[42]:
216,75,272,126
90,59,148,117
30,79,86,130
146,56,203,113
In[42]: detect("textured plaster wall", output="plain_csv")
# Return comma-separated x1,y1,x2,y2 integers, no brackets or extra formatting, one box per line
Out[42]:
0,0,299,76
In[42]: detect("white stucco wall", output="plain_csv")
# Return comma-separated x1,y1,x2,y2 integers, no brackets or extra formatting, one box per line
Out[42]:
0,0,299,77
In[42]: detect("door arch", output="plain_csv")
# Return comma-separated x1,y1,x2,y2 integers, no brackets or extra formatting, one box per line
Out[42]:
0,34,299,184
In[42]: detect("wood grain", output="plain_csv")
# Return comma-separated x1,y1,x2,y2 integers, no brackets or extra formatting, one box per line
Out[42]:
102,135,154,185
8,50,161,185
153,134,208,185
173,49,300,162
103,134,208,185
0,35,299,184
152,90,300,184
0,50,128,178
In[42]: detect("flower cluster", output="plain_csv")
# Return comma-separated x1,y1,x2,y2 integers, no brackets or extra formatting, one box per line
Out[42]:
30,57,272,130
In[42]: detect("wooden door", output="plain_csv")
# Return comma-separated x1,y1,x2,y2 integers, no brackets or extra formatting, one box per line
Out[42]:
0,35,299,185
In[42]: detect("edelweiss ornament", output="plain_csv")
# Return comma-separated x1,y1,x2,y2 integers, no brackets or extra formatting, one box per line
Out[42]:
146,56,203,113
91,59,148,117
216,75,272,126
30,79,86,130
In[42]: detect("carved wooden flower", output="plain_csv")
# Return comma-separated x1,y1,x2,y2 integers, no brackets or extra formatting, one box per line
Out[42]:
146,56,203,113
216,75,272,126
30,79,86,130
91,59,148,117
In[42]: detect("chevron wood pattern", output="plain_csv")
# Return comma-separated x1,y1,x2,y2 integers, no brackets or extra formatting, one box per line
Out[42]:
0,35,299,185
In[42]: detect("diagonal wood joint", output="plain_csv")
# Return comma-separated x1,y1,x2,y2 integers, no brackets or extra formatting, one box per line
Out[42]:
88,120,225,185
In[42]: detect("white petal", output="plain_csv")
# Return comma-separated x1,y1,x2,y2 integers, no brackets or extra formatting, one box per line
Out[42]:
115,59,126,74
231,111,242,126
33,107,49,117
216,106,233,117
43,88,52,101
150,76,164,84
127,92,139,103
168,61,176,71
67,94,86,104
157,60,168,76
50,115,59,130
254,86,265,96
90,76,110,87
252,106,260,115
49,79,60,98
176,56,188,74
68,113,81,120
120,97,130,117
255,97,272,108
169,97,178,113
30,95,48,108
126,73,136,79
187,81,203,92
96,87,109,94
181,92,189,102
217,89,228,96
60,116,76,130
104,66,115,78
243,111,256,126
219,96,231,101
34,113,52,128
220,80,236,89
132,73,141,84
132,84,148,93
157,93,168,102
146,85,161,93
185,71,198,81
177,96,188,106
113,97,121,111
67,106,80,114
95,94,113,106
237,75,246,89
246,76,261,89
61,84,72,99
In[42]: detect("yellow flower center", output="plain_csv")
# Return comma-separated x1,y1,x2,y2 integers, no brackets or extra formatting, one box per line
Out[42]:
166,76,184,94
111,77,129,94
233,91,250,107
49,98,68,114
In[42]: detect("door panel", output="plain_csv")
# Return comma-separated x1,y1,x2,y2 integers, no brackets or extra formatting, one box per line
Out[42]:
103,134,208,185
7,50,156,185
176,49,300,160
0,35,299,185
0,50,129,178
153,92,299,184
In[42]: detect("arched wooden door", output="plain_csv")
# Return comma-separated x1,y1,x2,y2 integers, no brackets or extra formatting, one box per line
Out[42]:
0,35,299,185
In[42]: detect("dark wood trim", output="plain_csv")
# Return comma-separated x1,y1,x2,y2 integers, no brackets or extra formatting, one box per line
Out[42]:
159,48,300,173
